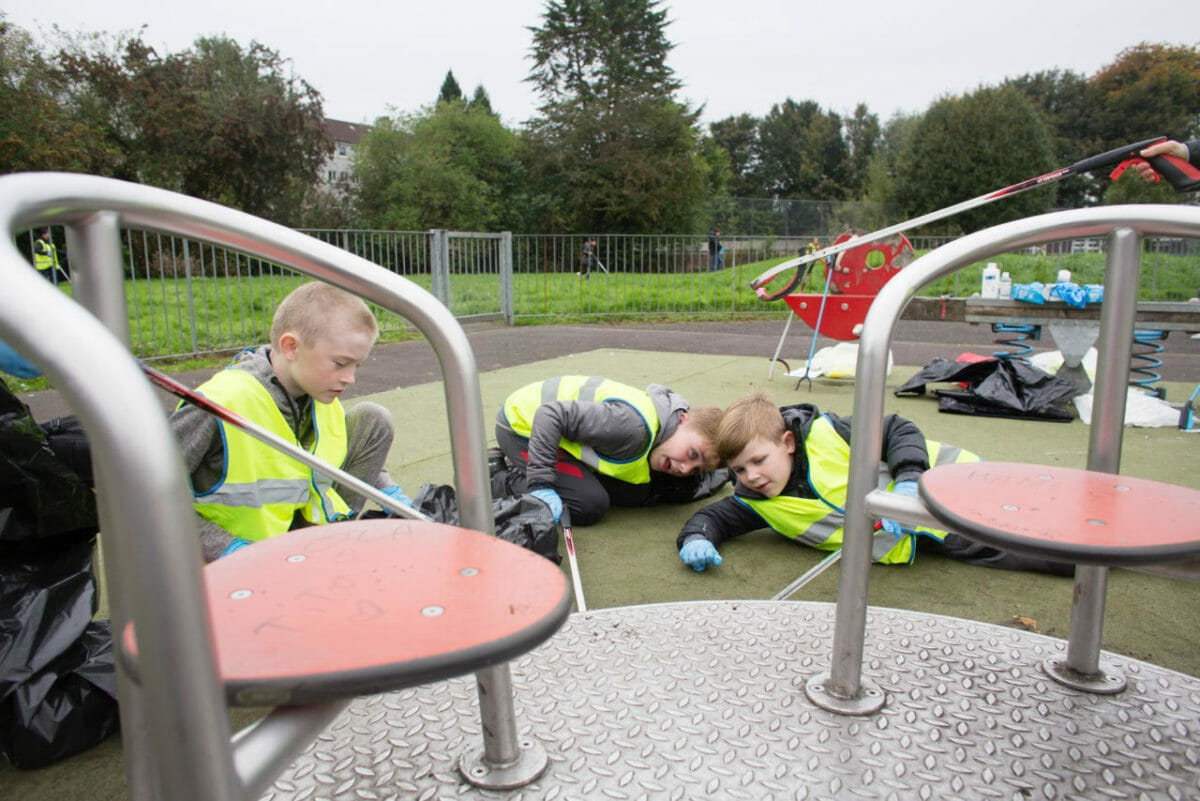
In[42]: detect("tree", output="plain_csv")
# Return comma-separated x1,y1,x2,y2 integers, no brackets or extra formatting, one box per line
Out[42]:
1091,43,1200,145
1089,43,1200,204
438,70,463,105
353,103,523,231
523,0,711,233
894,87,1057,234
1006,69,1105,207
843,103,880,197
44,30,330,223
709,113,761,198
527,0,679,109
470,85,494,115
0,17,120,173
755,99,851,201
862,112,920,206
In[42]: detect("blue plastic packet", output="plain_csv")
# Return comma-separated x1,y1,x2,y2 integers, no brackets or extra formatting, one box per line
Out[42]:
1050,282,1087,308
1011,282,1045,304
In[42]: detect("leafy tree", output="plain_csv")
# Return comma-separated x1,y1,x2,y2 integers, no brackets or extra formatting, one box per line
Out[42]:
1006,69,1105,207
843,103,880,197
524,0,711,233
0,17,120,173
527,0,679,109
862,112,920,206
353,103,522,231
180,37,330,221
45,30,330,223
1091,43,1200,145
755,99,851,201
894,86,1057,234
438,70,463,104
470,85,494,115
1089,43,1200,204
709,113,760,198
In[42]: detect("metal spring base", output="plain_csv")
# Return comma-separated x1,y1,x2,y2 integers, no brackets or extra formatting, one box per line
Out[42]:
1131,328,1167,398
991,322,1041,360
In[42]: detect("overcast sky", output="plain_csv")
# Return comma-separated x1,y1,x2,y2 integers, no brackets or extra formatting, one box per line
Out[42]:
6,1,1199,131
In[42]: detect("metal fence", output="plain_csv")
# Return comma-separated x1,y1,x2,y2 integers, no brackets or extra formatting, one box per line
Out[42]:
17,226,1200,362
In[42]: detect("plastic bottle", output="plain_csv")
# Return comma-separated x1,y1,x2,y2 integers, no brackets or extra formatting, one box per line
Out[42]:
981,263,1000,298
999,271,1012,299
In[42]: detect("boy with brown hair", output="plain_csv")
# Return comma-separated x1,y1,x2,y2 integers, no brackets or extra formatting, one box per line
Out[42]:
170,281,407,562
676,392,1070,575
491,375,726,526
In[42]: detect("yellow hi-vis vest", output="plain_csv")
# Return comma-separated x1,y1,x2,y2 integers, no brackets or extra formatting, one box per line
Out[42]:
34,240,58,273
191,369,350,541
740,415,980,564
502,375,660,484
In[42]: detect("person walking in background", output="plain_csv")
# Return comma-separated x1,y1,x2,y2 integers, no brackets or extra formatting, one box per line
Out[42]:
579,236,598,279
708,229,723,271
33,227,70,284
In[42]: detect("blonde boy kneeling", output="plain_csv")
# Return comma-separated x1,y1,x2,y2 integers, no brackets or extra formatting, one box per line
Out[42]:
171,282,408,562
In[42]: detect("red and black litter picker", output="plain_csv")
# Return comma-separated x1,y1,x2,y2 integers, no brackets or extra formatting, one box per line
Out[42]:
751,136,1200,303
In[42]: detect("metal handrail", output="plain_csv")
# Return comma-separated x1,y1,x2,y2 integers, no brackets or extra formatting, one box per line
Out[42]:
0,172,497,800
808,203,1200,714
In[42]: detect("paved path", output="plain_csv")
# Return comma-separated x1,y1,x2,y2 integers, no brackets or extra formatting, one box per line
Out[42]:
17,318,1200,420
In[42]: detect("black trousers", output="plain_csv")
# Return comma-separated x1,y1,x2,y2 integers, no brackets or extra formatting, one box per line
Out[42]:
493,425,651,525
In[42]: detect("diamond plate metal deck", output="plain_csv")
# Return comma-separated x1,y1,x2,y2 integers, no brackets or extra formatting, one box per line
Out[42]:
261,601,1200,800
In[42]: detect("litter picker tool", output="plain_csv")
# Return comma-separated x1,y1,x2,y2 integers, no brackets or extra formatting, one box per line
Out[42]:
771,548,842,601
560,508,587,612
141,364,431,522
750,136,1200,302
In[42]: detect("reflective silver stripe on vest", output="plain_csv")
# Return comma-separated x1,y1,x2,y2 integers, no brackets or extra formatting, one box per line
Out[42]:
542,376,607,470
795,511,842,548
195,478,311,507
935,442,963,465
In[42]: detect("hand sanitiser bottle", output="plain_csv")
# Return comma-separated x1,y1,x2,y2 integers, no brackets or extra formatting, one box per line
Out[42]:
981,263,1001,298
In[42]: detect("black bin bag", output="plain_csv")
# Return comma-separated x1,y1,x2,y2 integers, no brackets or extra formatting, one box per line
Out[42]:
894,357,1079,422
0,379,119,768
412,482,563,564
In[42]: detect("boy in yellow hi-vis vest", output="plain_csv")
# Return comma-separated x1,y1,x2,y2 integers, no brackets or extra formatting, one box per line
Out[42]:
492,375,727,526
170,282,410,562
676,392,1071,575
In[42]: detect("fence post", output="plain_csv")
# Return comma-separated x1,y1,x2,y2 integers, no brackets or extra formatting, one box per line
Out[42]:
500,231,513,325
429,229,449,307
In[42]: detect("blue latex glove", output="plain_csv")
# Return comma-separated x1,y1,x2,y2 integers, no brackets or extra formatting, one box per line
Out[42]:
530,488,563,522
380,484,414,515
880,480,920,536
0,339,40,378
679,539,722,572
220,537,252,558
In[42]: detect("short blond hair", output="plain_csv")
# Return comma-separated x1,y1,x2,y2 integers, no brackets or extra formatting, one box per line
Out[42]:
717,392,786,463
683,405,724,471
270,282,378,348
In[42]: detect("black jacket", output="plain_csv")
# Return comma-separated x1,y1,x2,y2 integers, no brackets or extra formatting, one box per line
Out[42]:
675,403,928,549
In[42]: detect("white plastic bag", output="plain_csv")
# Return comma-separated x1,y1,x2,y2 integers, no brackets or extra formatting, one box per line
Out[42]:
1072,387,1184,428
787,342,892,380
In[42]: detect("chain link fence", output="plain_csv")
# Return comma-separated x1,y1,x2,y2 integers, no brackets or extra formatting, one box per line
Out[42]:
16,226,1200,362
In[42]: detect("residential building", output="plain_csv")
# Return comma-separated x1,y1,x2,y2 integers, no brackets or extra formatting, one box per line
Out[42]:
320,118,370,196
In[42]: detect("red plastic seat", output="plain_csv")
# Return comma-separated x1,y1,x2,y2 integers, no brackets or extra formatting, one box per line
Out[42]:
123,519,570,706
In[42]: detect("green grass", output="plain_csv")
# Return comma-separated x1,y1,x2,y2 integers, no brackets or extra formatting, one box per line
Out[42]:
12,247,1192,387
